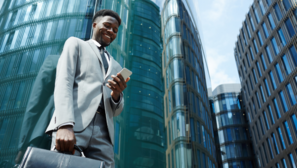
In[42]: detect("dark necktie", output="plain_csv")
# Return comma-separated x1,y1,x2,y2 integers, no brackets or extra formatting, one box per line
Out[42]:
98,46,109,74
98,46,109,111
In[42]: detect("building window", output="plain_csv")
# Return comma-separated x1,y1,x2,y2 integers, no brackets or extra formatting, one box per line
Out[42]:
114,121,120,154
282,55,292,75
264,78,271,96
263,111,270,129
288,153,296,168
278,28,287,46
249,13,256,31
253,68,258,84
247,54,251,67
260,85,266,102
245,21,252,38
249,47,255,60
267,138,274,159
253,6,260,23
190,118,195,142
260,54,267,70
267,13,276,30
289,45,297,66
259,0,266,15
286,83,296,105
271,133,280,154
283,121,293,144
273,98,281,118
282,0,291,11
291,114,297,137
253,39,259,53
274,3,283,21
197,121,201,144
277,127,286,150
257,31,263,46
256,62,262,77
249,75,254,90
285,18,295,38
259,116,265,135
281,158,288,168
269,71,277,90
242,29,248,45
275,63,284,83
0,85,13,110
265,46,273,63
266,0,272,6
267,105,275,124
279,91,288,112
271,37,279,55
262,22,269,38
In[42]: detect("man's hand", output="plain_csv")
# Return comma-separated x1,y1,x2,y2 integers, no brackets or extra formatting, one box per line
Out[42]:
55,125,76,154
107,73,130,101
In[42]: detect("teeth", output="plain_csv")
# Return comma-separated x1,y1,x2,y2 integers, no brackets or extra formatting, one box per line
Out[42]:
105,35,110,39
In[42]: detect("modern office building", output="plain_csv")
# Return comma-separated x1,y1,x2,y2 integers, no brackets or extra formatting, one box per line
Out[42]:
162,0,217,167
210,84,257,168
234,0,297,167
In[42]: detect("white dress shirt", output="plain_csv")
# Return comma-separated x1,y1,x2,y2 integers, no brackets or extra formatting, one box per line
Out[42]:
58,40,122,129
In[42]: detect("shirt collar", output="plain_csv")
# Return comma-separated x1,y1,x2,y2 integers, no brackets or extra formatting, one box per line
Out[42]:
91,39,105,50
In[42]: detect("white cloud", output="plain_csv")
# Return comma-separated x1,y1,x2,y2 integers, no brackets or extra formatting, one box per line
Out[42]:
206,0,228,20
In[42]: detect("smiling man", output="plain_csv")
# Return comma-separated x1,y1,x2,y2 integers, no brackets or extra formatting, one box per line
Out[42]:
45,10,129,168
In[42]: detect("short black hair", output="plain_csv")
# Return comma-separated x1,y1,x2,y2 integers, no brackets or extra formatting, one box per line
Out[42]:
92,9,121,26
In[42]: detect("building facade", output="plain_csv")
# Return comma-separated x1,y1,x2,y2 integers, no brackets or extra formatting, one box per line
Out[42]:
234,0,297,167
210,84,257,168
162,0,217,167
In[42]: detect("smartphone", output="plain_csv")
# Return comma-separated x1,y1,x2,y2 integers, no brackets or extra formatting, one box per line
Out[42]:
118,68,132,81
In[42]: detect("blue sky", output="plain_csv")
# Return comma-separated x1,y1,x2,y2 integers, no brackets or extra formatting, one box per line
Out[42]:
195,0,253,90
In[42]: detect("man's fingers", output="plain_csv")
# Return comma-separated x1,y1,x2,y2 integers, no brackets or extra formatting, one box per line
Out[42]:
116,73,125,82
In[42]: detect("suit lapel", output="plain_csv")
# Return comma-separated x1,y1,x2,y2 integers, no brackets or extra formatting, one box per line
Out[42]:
86,40,106,75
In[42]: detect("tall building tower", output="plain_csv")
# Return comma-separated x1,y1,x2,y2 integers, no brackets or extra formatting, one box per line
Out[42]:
235,0,297,167
162,0,217,167
210,84,257,167
0,0,98,163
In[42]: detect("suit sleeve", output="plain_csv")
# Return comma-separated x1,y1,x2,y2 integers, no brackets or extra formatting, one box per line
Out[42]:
54,37,79,127
110,92,124,117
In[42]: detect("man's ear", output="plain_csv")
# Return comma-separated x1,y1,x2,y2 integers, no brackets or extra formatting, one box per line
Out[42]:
92,22,97,28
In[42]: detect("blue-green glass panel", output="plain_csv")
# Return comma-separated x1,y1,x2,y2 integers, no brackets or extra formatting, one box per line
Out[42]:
285,18,295,38
283,121,293,144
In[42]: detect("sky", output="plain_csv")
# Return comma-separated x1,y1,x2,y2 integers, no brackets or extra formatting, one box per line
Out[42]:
194,0,253,90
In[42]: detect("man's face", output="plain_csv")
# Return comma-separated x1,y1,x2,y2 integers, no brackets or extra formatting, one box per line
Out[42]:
92,16,119,47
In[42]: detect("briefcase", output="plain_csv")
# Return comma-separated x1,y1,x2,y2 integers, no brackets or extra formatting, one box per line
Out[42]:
19,145,104,168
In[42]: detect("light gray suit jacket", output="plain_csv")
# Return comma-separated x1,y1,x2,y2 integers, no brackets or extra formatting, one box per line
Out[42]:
46,37,124,145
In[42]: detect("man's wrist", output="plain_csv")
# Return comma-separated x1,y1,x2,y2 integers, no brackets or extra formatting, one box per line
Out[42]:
112,93,120,102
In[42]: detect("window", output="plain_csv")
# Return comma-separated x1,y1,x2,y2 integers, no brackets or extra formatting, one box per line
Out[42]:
282,0,291,11
273,98,281,118
277,127,286,150
267,13,276,30
282,55,292,75
247,54,251,67
267,138,274,159
265,46,273,63
249,47,255,60
256,62,262,77
0,85,12,110
286,83,296,105
289,45,297,66
283,121,293,144
249,13,256,31
257,31,263,46
242,29,248,45
272,133,280,154
271,37,279,55
262,143,268,164
245,21,252,38
249,75,254,90
260,54,267,70
288,153,296,168
260,85,266,102
274,3,282,21
275,63,284,83
256,92,261,108
197,121,201,144
253,39,259,53
266,0,272,6
269,71,277,90
263,111,270,129
262,22,269,38
253,68,258,83
278,28,286,46
267,105,275,124
190,118,195,142
253,6,260,23
291,114,297,136
259,0,266,15
279,91,288,112
259,116,265,135
285,18,295,38
114,122,120,154
264,78,271,96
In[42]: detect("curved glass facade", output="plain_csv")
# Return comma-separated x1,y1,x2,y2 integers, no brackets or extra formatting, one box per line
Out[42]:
235,0,297,167
162,0,217,167
210,89,256,168
0,0,97,163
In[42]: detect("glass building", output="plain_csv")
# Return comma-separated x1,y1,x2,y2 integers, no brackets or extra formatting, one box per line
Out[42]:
210,84,256,168
162,0,217,167
234,0,297,167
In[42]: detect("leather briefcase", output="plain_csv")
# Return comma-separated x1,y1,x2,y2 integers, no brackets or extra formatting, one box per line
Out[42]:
18,145,104,168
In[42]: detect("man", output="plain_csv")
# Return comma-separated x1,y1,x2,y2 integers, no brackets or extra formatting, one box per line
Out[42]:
46,10,129,168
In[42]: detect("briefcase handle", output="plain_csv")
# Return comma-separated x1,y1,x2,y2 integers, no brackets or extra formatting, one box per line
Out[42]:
52,145,86,157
